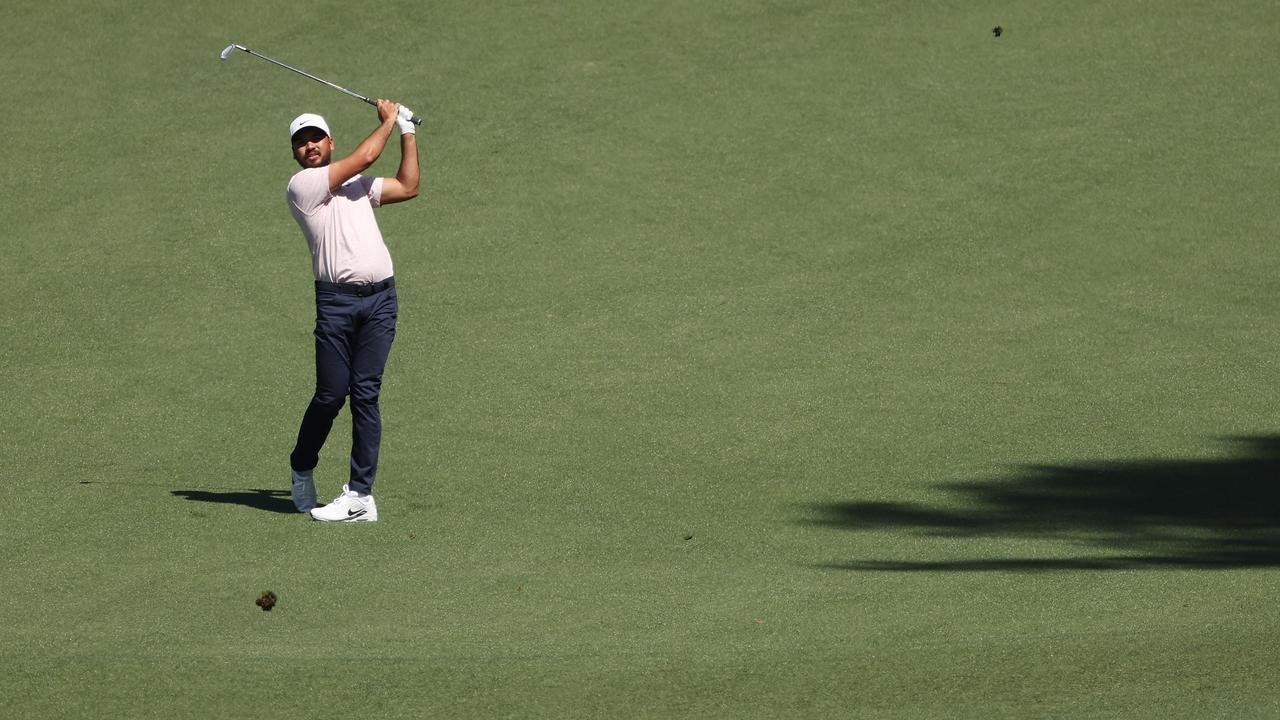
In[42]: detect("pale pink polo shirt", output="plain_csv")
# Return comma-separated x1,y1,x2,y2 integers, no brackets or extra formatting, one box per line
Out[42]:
287,167,394,284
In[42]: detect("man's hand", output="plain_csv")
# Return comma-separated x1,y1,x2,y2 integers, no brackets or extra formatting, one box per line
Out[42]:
375,99,401,126
396,105,418,135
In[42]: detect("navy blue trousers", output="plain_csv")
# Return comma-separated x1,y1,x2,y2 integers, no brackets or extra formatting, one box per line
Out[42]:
290,278,398,495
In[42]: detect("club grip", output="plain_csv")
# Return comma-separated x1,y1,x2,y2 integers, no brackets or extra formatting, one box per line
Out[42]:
362,98,423,125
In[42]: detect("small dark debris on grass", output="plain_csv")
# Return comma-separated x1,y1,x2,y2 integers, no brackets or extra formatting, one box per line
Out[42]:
256,591,277,611
992,25,1003,37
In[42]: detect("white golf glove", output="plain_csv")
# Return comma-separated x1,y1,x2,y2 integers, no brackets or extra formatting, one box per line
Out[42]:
396,105,417,135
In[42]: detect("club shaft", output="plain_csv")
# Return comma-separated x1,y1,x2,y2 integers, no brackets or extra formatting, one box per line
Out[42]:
237,45,371,103
231,45,423,126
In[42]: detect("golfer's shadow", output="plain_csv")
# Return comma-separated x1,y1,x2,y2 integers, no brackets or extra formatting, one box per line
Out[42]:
171,488,296,514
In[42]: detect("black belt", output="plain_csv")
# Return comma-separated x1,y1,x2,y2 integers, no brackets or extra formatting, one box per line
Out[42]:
315,277,395,297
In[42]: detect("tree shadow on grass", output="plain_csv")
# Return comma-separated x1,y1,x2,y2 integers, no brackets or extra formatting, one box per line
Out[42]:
171,488,296,514
811,436,1280,571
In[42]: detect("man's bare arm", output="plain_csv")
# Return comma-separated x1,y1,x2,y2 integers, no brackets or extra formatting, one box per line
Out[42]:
380,131,419,204
326,99,400,193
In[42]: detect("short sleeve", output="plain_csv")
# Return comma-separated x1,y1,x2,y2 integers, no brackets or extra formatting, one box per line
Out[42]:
287,167,331,215
369,177,384,208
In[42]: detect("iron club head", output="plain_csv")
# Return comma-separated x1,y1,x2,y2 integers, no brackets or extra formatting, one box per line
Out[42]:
219,44,238,60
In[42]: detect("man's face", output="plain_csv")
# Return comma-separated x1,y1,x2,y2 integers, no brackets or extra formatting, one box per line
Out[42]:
291,127,333,168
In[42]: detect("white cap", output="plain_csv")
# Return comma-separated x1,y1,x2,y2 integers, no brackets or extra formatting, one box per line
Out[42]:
289,113,330,141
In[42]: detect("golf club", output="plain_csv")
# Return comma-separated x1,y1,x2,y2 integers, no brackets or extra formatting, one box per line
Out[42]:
219,43,422,125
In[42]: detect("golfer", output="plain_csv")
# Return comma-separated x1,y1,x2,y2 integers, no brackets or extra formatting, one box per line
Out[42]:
286,99,419,522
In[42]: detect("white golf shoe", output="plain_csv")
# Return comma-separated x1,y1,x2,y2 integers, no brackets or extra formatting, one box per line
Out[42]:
291,468,317,512
309,484,378,523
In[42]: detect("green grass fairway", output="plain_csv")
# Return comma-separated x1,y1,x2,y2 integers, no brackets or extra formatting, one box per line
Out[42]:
3,1,1279,717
